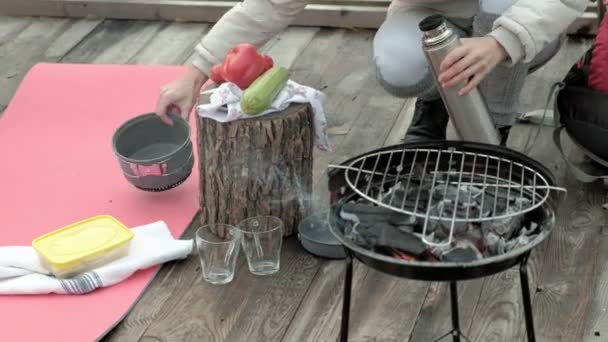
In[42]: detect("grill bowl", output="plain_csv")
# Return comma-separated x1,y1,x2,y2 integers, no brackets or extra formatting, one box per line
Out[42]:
327,140,563,281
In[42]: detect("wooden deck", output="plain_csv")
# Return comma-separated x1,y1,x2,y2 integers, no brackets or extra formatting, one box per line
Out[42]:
1,15,606,342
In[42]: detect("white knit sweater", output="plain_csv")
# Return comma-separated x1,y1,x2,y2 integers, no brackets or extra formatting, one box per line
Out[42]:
190,0,588,76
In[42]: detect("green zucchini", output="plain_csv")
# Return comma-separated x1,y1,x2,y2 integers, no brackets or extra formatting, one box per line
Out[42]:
240,66,289,115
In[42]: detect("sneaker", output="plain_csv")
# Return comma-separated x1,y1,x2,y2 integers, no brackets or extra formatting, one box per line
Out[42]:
402,98,449,143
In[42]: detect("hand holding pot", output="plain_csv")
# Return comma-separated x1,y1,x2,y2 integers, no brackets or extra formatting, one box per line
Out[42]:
155,64,207,125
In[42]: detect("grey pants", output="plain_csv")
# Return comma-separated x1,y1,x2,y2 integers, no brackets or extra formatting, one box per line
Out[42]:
373,0,563,127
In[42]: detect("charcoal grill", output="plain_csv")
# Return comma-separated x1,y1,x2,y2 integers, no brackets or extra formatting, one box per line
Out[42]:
326,140,565,342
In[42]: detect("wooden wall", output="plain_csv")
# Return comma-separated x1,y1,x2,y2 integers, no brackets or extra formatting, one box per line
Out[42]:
0,0,603,33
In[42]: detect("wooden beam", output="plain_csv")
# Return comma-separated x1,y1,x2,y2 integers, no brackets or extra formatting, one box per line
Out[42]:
0,0,599,33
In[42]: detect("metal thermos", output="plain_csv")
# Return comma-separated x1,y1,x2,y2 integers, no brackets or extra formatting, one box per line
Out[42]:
419,14,500,145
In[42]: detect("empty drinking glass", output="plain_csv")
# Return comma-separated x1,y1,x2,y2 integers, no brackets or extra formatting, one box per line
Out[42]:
237,216,284,275
195,224,242,285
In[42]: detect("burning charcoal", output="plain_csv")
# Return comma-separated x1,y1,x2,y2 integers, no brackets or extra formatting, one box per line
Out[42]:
395,225,415,234
483,220,540,255
481,187,532,217
484,231,499,252
528,222,539,234
455,228,485,251
504,234,533,252
343,223,356,240
380,183,431,212
506,225,539,250
390,248,416,261
480,186,509,215
441,248,479,262
425,199,472,236
512,197,533,211
427,184,486,222
429,239,452,259
373,245,424,262
382,188,429,212
483,232,506,255
354,222,427,257
483,217,517,238
432,171,463,186
414,231,436,243
377,181,403,201
482,215,522,239
481,197,531,239
372,246,407,259
425,230,482,260
441,240,483,263
339,202,417,227
516,226,531,237
424,250,441,262
409,164,429,180
431,184,484,203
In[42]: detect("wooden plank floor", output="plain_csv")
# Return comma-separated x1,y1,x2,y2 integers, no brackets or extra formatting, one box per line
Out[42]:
1,15,606,342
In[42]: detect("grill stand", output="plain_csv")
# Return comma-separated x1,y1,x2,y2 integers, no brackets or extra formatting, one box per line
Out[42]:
520,253,536,342
339,250,536,342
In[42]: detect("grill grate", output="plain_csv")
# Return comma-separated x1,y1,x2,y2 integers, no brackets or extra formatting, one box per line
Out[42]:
329,147,565,247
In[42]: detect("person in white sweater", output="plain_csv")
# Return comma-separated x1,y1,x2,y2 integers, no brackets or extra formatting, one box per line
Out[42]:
155,0,588,144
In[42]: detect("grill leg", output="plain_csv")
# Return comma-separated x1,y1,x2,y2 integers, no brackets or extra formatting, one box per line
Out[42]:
520,254,536,342
449,281,461,342
340,251,353,342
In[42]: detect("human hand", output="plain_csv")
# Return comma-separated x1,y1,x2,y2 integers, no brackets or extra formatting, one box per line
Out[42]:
155,64,207,125
438,37,508,96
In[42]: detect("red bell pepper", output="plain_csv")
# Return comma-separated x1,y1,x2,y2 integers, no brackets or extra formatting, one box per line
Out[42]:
210,43,274,89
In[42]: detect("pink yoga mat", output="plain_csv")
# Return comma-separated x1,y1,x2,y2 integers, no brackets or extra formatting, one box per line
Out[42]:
0,63,199,341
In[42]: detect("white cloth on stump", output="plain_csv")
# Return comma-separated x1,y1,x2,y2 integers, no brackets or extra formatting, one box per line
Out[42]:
197,80,332,152
0,221,193,295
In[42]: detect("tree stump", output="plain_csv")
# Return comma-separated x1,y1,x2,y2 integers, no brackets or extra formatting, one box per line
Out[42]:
196,103,314,237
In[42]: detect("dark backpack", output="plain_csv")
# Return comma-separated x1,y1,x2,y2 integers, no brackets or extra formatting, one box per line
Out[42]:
552,44,608,183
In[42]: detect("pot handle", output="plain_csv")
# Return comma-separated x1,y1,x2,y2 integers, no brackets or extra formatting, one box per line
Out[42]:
124,150,194,179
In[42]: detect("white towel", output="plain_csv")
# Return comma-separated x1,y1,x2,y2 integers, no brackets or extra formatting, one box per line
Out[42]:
197,80,332,152
0,221,193,295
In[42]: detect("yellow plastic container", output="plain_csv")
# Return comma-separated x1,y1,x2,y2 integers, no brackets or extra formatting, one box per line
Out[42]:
32,215,134,278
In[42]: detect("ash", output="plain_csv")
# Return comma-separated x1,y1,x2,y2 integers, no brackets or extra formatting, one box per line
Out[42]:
339,174,541,263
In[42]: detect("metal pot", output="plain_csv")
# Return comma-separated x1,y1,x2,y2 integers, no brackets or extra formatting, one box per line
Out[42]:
112,113,194,191
298,211,346,259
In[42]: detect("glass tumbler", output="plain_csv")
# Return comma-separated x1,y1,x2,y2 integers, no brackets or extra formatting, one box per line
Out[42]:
237,216,284,275
195,224,242,285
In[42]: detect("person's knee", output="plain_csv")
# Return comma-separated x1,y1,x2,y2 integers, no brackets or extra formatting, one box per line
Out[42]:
374,54,436,99
373,10,437,98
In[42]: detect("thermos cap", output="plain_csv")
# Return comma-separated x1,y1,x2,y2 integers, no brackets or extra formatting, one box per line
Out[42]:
418,14,445,32
420,14,452,46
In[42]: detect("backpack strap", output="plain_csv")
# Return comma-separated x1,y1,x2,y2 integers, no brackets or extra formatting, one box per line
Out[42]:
522,82,560,154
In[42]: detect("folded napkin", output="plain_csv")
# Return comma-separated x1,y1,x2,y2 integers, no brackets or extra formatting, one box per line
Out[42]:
0,221,193,295
197,80,332,151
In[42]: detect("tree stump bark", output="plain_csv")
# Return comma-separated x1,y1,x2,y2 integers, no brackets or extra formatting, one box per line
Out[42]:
196,103,314,237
